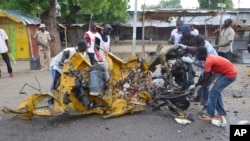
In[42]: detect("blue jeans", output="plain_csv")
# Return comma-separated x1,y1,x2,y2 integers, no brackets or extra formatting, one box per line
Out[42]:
218,51,231,61
207,75,236,118
197,73,219,106
50,66,61,91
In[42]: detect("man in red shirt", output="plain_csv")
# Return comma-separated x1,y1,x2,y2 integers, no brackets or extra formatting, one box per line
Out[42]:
184,47,237,127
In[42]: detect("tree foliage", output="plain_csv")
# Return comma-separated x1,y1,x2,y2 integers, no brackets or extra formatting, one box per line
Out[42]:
0,0,130,56
0,0,129,23
198,0,233,9
143,0,182,10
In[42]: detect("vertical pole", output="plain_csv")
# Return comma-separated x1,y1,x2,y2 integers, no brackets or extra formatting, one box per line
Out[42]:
142,0,146,58
132,0,138,55
218,3,225,44
218,6,223,43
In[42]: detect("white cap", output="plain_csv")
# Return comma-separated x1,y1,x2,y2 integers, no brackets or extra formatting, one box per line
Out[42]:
39,24,46,28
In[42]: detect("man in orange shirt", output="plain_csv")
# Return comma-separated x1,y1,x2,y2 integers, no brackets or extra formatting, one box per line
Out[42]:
183,47,237,127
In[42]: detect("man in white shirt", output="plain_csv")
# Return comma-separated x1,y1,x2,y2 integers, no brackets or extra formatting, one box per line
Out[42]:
94,24,112,62
214,18,235,60
84,21,101,65
190,24,199,36
50,39,88,91
169,20,183,45
0,29,14,77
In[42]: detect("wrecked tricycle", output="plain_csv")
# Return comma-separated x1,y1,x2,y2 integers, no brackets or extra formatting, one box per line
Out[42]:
2,45,194,120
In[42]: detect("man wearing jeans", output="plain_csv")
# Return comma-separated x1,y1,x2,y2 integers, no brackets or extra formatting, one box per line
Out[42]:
184,47,237,127
177,35,218,113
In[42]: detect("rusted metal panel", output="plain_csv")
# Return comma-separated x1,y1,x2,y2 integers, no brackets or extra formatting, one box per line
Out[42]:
27,25,40,58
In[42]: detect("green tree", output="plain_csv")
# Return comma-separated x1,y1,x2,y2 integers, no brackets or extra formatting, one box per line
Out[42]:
143,0,182,10
0,0,129,56
198,0,233,9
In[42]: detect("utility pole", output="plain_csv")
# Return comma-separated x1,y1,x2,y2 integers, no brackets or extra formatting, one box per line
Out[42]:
132,0,138,55
142,0,146,58
217,3,226,44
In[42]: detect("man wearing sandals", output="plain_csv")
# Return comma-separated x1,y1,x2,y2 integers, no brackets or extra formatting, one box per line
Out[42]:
183,47,237,127
178,35,218,114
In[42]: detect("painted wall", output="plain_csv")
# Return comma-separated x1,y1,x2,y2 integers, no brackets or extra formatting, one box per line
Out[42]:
0,23,31,59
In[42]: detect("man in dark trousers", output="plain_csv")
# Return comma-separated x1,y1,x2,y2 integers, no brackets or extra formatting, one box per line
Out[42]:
84,21,100,65
0,28,14,78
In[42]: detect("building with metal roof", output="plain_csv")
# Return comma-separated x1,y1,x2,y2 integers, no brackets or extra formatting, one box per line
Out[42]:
0,9,41,59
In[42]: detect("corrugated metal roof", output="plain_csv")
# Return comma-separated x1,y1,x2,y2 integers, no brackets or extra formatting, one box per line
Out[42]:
120,14,235,27
121,10,250,27
143,9,220,20
2,10,41,25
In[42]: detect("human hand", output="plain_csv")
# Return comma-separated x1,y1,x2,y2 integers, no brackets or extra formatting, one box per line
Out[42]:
177,44,187,49
173,44,179,49
182,56,194,63
188,84,195,90
168,38,174,45
59,61,64,66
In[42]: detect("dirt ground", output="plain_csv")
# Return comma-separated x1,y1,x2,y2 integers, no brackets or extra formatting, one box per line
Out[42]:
0,44,250,141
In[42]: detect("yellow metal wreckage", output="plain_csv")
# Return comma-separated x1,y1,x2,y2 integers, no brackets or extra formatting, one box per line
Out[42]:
2,45,193,120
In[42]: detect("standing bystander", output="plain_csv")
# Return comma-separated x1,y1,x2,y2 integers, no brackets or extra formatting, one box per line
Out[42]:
169,19,183,45
34,24,51,71
214,18,235,60
0,28,14,77
190,24,199,36
83,21,101,65
94,24,112,62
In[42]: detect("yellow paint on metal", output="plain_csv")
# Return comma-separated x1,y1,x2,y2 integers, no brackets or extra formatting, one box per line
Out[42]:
0,10,20,23
13,24,30,59
0,24,31,59
2,51,153,119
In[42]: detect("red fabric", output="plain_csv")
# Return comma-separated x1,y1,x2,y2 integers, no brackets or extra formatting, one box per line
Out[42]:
204,54,237,78
95,50,103,62
84,33,91,45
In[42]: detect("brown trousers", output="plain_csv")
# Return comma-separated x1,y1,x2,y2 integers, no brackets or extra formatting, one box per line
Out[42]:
38,45,50,70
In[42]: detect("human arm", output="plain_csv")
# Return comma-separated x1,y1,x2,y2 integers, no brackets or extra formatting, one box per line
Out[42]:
195,72,212,87
5,39,11,53
84,32,91,45
168,29,176,44
94,37,103,62
213,41,232,48
188,71,212,90
59,50,70,66
214,29,234,48
175,44,197,52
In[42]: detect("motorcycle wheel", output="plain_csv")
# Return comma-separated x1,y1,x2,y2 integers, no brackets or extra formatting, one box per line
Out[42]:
168,96,190,111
